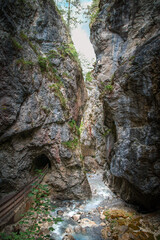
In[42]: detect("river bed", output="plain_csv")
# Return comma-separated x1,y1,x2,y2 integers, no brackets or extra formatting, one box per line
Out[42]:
50,171,125,240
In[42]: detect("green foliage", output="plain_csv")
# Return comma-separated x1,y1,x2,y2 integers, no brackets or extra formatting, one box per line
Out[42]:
62,138,79,149
64,43,79,63
105,84,113,92
28,41,38,54
38,56,48,72
68,119,80,136
48,49,60,57
11,37,23,50
62,72,71,78
56,0,82,29
19,31,38,54
41,106,51,115
49,83,66,109
80,154,85,167
68,120,83,137
20,32,28,41
85,0,100,27
16,58,34,68
110,73,115,83
79,120,84,135
129,55,135,61
100,81,114,99
0,170,62,240
57,43,80,63
85,71,92,82
102,128,111,137
80,154,84,161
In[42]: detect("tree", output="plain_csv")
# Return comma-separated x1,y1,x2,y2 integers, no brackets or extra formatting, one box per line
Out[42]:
84,0,100,27
56,0,82,30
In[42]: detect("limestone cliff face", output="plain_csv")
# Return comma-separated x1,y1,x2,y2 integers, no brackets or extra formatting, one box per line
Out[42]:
80,80,106,172
0,0,91,200
91,0,160,210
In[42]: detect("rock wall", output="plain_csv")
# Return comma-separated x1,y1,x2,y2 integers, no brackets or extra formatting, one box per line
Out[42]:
80,79,106,172
91,0,160,210
0,0,91,200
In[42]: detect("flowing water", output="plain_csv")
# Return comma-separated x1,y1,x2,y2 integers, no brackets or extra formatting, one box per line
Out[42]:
50,171,124,240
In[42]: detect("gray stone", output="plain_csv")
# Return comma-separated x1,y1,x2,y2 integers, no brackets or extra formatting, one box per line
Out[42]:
0,0,90,200
91,0,160,210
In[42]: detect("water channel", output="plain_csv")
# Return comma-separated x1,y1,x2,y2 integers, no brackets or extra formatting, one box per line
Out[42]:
50,171,124,240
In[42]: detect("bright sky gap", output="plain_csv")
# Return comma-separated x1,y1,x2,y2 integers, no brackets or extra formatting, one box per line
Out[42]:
56,0,96,75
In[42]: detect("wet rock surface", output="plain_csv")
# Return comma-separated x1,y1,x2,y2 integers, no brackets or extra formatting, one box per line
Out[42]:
101,208,160,240
49,172,160,240
2,172,160,239
90,0,160,210
0,0,90,200
49,172,123,240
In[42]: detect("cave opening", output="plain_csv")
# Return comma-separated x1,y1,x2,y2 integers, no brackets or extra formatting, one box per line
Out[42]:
32,154,51,173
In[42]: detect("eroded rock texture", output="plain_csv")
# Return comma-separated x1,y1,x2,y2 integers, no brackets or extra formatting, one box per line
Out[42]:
0,0,91,200
91,0,160,210
80,80,106,172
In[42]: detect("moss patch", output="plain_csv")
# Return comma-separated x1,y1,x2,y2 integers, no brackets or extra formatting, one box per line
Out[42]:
102,209,158,240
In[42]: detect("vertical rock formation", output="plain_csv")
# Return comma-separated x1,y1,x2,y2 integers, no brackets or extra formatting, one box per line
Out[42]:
0,0,91,200
91,0,160,210
80,79,106,172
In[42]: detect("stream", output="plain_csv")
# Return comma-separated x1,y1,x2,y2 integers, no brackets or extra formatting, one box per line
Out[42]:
50,171,124,240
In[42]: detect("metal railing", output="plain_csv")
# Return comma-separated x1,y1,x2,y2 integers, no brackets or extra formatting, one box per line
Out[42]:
0,165,48,228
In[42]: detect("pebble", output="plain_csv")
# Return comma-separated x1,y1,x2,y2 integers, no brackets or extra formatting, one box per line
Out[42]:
74,225,82,233
72,214,81,221
65,226,73,234
57,210,64,216
62,234,75,240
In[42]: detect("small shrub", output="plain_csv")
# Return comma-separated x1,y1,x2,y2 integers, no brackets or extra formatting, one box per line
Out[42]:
110,73,115,83
64,43,79,63
62,138,79,149
85,71,92,82
105,84,113,92
129,55,135,61
49,83,66,108
41,106,50,115
89,0,100,27
29,41,38,54
20,31,28,41
11,37,23,50
102,128,111,137
38,56,48,72
16,58,34,68
48,50,60,58
68,119,80,136
62,72,70,78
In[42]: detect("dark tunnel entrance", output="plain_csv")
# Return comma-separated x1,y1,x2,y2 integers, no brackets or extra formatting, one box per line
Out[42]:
32,154,51,174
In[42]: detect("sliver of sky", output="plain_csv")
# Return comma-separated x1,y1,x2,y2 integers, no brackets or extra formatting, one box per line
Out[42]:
56,0,96,75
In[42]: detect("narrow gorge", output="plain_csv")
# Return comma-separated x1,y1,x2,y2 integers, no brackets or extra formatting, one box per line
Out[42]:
0,0,160,240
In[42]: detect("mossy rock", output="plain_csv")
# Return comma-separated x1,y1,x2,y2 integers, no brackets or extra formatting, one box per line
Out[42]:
130,231,154,240
104,209,134,219
102,208,156,240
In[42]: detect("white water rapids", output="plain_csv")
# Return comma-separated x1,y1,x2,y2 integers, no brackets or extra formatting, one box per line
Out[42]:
50,171,124,240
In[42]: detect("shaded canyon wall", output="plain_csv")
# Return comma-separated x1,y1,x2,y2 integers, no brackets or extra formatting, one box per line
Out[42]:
0,0,91,200
91,0,160,210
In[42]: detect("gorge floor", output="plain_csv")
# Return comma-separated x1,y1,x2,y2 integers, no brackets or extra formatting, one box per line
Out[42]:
50,170,121,240
50,171,160,240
